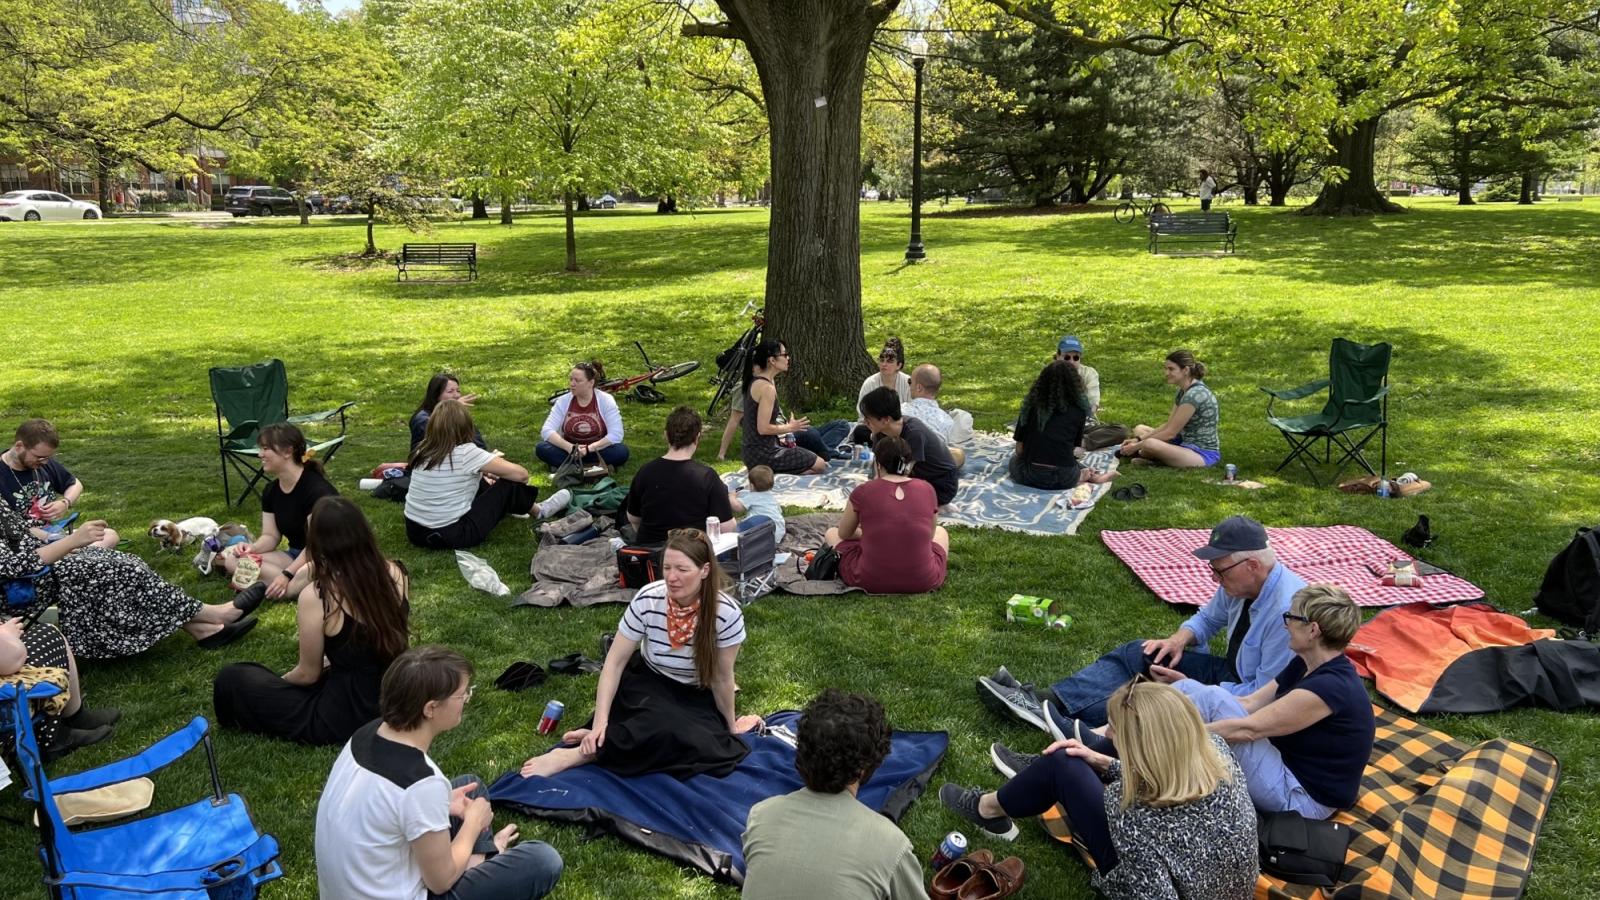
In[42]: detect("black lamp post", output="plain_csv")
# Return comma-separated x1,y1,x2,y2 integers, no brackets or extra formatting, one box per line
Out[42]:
905,36,928,262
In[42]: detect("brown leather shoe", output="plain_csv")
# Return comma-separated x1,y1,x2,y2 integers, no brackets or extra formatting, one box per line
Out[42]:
930,848,993,900
956,855,1026,900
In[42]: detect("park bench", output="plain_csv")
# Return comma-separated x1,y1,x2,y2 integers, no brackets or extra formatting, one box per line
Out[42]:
396,242,478,282
1148,212,1237,255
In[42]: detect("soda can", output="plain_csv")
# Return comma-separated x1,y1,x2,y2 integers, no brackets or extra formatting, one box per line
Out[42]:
930,831,968,870
1224,463,1237,483
537,700,565,735
706,516,721,538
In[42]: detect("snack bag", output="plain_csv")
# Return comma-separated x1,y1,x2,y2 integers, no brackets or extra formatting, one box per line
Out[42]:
1005,594,1073,629
229,549,263,591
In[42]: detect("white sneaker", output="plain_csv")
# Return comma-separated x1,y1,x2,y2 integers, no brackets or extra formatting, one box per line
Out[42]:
536,489,573,519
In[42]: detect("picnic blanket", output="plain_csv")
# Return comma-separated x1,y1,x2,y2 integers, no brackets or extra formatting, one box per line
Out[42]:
723,432,1120,537
1100,525,1485,608
487,710,947,884
1042,707,1560,900
1347,603,1600,714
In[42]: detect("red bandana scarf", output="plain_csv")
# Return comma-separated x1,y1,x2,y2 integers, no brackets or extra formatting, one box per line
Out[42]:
666,598,701,649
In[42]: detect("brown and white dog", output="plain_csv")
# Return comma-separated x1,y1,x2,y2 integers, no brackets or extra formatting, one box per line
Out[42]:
148,517,221,552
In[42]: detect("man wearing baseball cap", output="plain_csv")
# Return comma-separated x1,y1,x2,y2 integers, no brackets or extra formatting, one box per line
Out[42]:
1053,336,1100,416
976,514,1302,734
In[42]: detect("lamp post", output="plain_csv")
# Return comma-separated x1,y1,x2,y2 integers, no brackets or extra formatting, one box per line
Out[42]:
905,36,928,262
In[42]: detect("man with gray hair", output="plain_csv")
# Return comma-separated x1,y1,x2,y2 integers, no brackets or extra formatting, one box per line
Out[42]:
977,514,1301,733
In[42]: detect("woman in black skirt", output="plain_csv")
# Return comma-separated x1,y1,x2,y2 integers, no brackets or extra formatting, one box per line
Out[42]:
520,530,762,780
212,497,410,745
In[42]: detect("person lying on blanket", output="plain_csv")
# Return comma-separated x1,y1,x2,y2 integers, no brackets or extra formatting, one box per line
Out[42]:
939,679,1258,900
1061,584,1376,819
1116,349,1221,468
1007,360,1119,492
741,689,928,900
979,515,1299,730
520,529,763,780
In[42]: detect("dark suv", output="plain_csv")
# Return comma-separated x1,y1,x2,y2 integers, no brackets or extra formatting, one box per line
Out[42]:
225,186,299,217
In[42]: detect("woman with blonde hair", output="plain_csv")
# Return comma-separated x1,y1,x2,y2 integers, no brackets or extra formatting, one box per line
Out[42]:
940,678,1257,899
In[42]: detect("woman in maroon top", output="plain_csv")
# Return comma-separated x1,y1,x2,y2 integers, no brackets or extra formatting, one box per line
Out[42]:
824,435,949,593
536,361,631,470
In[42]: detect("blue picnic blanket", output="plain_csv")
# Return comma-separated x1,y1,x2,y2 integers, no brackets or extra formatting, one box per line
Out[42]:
488,710,947,884
723,432,1119,536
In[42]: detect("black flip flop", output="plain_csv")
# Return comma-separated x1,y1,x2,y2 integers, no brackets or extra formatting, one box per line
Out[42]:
494,661,547,692
548,652,602,676
1112,483,1148,502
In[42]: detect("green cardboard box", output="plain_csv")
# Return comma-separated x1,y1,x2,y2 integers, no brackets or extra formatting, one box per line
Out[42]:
1005,594,1073,629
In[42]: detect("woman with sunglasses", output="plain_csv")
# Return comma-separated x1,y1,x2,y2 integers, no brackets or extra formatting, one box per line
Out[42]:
857,337,911,412
940,678,1257,900
1155,582,1374,818
536,361,630,471
519,529,761,780
742,340,828,475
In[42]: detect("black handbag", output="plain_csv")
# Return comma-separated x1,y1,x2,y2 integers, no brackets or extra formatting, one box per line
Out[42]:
1257,810,1351,887
804,544,841,581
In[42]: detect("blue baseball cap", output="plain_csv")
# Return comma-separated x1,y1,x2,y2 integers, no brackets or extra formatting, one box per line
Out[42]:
1057,335,1084,355
1192,515,1269,560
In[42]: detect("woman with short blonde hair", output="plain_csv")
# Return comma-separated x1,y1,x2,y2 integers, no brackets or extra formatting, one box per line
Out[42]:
939,677,1258,899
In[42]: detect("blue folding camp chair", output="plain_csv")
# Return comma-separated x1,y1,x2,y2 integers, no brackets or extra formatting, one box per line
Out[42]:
2,682,282,898
3,565,51,620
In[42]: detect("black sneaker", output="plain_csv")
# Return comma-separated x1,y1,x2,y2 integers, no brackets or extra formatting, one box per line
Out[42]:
991,666,1021,689
989,742,1040,780
1045,702,1117,755
43,723,114,763
938,783,1018,841
64,707,121,730
976,676,1049,732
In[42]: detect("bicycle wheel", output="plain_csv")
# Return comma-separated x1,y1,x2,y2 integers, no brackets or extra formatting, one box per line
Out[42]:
1114,202,1135,224
649,360,700,383
707,355,745,417
1150,202,1172,217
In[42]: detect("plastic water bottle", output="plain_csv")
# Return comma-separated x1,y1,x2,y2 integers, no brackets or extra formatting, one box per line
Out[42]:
1376,479,1391,499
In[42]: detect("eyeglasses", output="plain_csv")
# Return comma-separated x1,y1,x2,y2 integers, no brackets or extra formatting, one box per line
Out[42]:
1061,353,1081,361
1282,612,1312,626
1209,558,1248,581
773,352,790,359
450,685,475,704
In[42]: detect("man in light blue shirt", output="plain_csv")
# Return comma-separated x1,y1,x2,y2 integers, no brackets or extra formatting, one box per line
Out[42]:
978,515,1300,731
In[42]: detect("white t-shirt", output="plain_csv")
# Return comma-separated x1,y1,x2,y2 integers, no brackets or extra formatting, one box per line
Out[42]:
857,371,912,416
404,443,495,528
1199,176,1217,200
315,722,451,900
616,582,745,686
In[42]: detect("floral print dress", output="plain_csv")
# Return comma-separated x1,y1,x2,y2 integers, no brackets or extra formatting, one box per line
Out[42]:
0,504,201,659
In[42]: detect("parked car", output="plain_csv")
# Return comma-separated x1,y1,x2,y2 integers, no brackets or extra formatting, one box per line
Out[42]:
596,194,618,209
225,186,299,217
415,196,465,214
0,190,102,221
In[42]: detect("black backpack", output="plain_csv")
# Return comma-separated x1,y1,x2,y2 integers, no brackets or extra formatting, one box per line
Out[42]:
1533,525,1600,636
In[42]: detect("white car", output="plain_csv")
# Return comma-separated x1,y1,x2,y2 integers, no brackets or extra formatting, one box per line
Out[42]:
0,190,103,221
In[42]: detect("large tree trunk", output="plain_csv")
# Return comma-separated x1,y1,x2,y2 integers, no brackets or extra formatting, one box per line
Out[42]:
707,0,893,406
499,191,513,225
1302,117,1402,215
1518,171,1536,204
1452,141,1474,205
563,191,579,271
364,202,376,256
472,193,488,219
297,193,310,225
94,149,115,218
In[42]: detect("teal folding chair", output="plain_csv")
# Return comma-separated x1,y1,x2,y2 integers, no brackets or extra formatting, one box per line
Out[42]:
209,359,354,506
2,681,283,898
1261,338,1391,486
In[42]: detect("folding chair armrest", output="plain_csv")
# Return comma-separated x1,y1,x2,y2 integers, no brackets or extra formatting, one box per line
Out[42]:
1337,384,1390,407
288,401,356,425
1260,379,1330,402
221,420,259,443
45,717,209,795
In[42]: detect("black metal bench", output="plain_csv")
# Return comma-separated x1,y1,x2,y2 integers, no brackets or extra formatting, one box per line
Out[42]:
1148,213,1237,255
396,243,478,282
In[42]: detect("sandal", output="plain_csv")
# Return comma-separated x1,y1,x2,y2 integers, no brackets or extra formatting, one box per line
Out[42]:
1112,483,1147,502
548,653,602,676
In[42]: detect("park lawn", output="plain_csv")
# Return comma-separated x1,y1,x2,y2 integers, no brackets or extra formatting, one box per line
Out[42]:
1,197,1597,899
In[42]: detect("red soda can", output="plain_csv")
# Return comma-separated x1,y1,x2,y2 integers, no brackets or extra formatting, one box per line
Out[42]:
537,700,565,735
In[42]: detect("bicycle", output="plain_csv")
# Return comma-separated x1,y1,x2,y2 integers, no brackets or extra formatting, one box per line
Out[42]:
546,341,700,405
707,300,764,418
1113,196,1172,224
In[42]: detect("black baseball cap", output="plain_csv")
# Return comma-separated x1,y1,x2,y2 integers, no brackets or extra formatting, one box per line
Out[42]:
1192,515,1268,560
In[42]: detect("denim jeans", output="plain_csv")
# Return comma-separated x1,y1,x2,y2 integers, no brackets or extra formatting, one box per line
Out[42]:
431,775,564,900
534,441,630,470
1173,681,1334,819
795,420,853,459
1050,639,1236,727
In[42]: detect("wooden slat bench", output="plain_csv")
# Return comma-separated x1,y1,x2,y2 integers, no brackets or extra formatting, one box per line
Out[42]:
396,243,478,282
1148,212,1238,255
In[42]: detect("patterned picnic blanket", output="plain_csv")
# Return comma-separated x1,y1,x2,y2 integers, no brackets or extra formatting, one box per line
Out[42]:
1042,707,1560,900
723,433,1119,536
1100,525,1485,608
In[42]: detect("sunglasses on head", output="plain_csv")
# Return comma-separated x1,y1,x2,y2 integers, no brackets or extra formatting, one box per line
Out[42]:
1121,672,1150,712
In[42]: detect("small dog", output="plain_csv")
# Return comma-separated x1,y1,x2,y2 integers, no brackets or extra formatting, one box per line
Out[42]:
191,523,254,576
149,517,221,552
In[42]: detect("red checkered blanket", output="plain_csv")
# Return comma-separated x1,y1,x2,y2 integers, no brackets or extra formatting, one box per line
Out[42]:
1100,525,1484,608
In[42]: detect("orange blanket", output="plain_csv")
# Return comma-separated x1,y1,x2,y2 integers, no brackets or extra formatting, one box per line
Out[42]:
1344,603,1555,713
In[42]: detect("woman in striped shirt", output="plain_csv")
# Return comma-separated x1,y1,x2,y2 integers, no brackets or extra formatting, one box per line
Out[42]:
520,530,762,780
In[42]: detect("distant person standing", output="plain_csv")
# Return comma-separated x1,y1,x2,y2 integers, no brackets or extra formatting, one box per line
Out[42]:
1199,170,1218,212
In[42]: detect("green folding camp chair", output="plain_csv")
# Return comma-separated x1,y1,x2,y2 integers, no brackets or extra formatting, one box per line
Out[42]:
210,359,354,506
1261,338,1391,486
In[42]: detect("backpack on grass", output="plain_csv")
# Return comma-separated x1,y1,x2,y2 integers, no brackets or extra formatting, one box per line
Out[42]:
1533,524,1600,636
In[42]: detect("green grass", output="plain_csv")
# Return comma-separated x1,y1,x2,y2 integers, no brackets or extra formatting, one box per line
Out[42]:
2,197,1598,898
